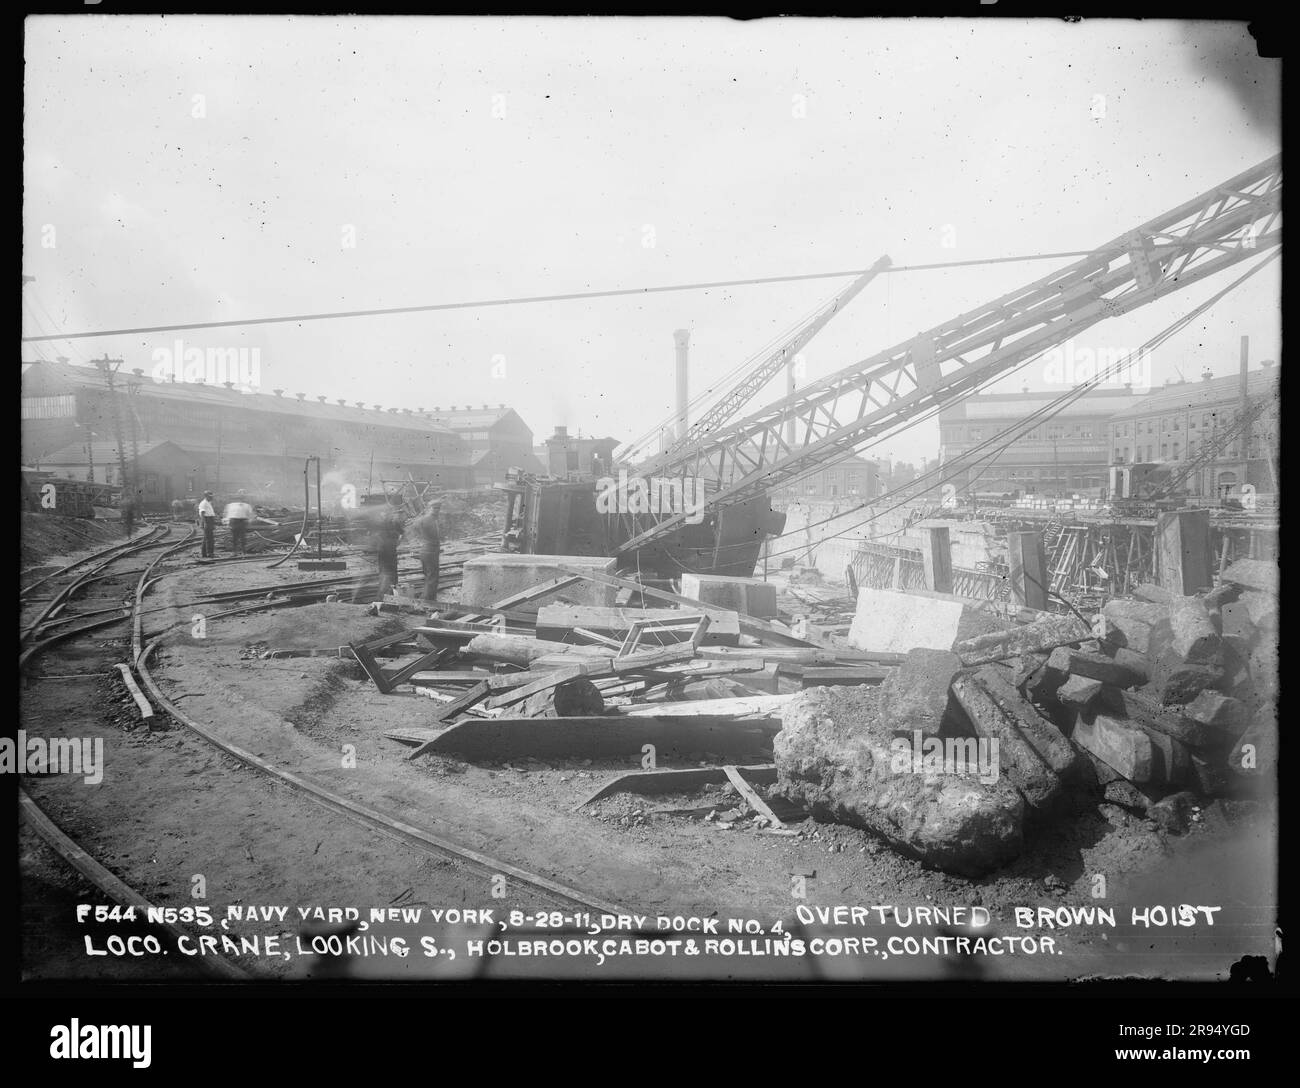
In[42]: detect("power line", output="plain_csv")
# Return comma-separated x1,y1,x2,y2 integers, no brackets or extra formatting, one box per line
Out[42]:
21,249,1110,344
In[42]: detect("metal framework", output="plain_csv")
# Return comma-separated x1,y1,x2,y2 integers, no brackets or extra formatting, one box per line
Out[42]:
616,155,1281,556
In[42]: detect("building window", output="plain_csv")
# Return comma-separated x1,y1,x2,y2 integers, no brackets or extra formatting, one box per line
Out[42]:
969,428,982,441
21,394,76,419
1079,426,1093,438
1160,444,1168,459
1147,421,1154,435
1172,443,1180,460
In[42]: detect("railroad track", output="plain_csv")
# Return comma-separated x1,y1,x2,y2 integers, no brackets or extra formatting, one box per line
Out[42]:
19,525,618,981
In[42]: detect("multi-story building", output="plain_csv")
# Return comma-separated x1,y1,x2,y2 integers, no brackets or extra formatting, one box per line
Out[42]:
938,386,1137,497
1105,363,1279,499
423,404,544,485
21,358,474,508
774,455,881,502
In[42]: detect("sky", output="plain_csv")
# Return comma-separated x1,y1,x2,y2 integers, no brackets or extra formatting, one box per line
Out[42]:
22,17,1281,468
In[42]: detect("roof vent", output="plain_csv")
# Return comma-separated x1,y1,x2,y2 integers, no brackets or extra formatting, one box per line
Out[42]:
295,392,306,401
499,403,505,409
1201,369,1214,382
317,396,328,403
132,368,145,377
355,401,365,409
1262,359,1276,369
373,405,382,412
224,381,236,390
274,389,285,397
337,399,347,406
388,408,399,414
482,404,488,410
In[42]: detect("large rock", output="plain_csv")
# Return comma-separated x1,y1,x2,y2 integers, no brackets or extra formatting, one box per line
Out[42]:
1098,687,1218,750
950,667,1078,811
877,648,964,737
1147,660,1226,707
1149,598,1222,667
774,686,1024,877
848,587,1004,654
1239,590,1279,632
1181,691,1251,744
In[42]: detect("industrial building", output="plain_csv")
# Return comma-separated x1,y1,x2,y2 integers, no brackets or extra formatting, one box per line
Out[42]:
938,386,1138,497
21,358,489,508
1105,361,1279,500
423,404,545,485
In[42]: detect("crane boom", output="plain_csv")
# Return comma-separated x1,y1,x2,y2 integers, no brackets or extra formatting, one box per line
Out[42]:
613,155,1281,556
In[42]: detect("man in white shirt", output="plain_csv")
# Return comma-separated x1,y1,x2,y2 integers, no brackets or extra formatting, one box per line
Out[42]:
223,490,254,555
196,491,217,558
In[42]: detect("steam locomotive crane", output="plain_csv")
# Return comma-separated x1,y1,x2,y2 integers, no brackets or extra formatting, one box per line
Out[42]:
614,155,1281,560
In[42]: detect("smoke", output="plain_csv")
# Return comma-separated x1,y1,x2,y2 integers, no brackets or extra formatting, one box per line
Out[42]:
1180,23,1280,135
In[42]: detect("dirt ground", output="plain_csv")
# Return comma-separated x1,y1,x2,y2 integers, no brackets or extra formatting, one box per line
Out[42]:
18,529,1277,982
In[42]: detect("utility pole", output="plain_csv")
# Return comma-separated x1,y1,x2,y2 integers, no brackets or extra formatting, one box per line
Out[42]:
92,355,130,498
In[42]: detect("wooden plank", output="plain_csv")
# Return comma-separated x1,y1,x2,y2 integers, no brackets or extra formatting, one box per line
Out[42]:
419,680,491,736
723,765,784,828
552,564,818,648
385,647,457,689
778,664,890,687
420,717,779,762
616,693,795,719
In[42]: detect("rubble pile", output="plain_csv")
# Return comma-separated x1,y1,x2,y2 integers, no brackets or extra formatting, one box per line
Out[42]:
772,558,1278,875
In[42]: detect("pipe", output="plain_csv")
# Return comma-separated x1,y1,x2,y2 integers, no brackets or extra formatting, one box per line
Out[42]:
674,328,690,441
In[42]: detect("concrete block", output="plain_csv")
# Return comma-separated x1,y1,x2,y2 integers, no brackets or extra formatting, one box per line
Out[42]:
1134,583,1175,604
1181,691,1251,742
1047,647,1146,688
1150,597,1222,666
951,667,1078,809
460,554,618,609
1057,675,1103,714
1240,590,1278,632
1220,558,1279,595
848,587,967,654
1149,662,1226,707
679,572,778,618
955,613,1090,666
1072,713,1155,784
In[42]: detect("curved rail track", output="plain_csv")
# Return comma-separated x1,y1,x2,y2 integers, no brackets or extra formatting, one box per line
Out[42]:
19,520,621,981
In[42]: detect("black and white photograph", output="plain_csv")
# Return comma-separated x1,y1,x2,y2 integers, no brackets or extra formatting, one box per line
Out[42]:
16,8,1283,1026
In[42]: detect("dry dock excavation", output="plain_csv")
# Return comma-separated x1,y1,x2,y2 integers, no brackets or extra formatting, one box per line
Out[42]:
18,16,1280,1001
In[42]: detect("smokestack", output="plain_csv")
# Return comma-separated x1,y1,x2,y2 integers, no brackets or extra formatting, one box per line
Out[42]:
673,329,690,441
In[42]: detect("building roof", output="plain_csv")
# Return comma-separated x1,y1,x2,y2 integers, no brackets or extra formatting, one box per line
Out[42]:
1105,367,1279,421
424,405,515,429
22,359,460,437
42,439,195,465
944,387,1137,422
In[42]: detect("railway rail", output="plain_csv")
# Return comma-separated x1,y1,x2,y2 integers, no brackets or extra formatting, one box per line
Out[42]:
19,523,620,981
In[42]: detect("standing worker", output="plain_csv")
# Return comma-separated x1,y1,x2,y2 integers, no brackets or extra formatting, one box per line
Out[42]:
224,489,253,555
411,504,442,603
197,490,217,559
120,490,139,537
374,504,404,600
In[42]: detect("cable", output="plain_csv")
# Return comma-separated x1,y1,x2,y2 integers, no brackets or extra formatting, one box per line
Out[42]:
22,249,1122,345
755,248,1278,561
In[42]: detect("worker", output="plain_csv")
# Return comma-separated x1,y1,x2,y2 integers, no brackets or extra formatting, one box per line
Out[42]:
411,505,442,602
374,504,404,599
224,489,254,555
197,490,217,558
120,490,139,537
170,498,185,521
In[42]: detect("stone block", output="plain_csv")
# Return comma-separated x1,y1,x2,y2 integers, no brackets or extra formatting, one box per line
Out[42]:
878,648,964,737
679,573,778,618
